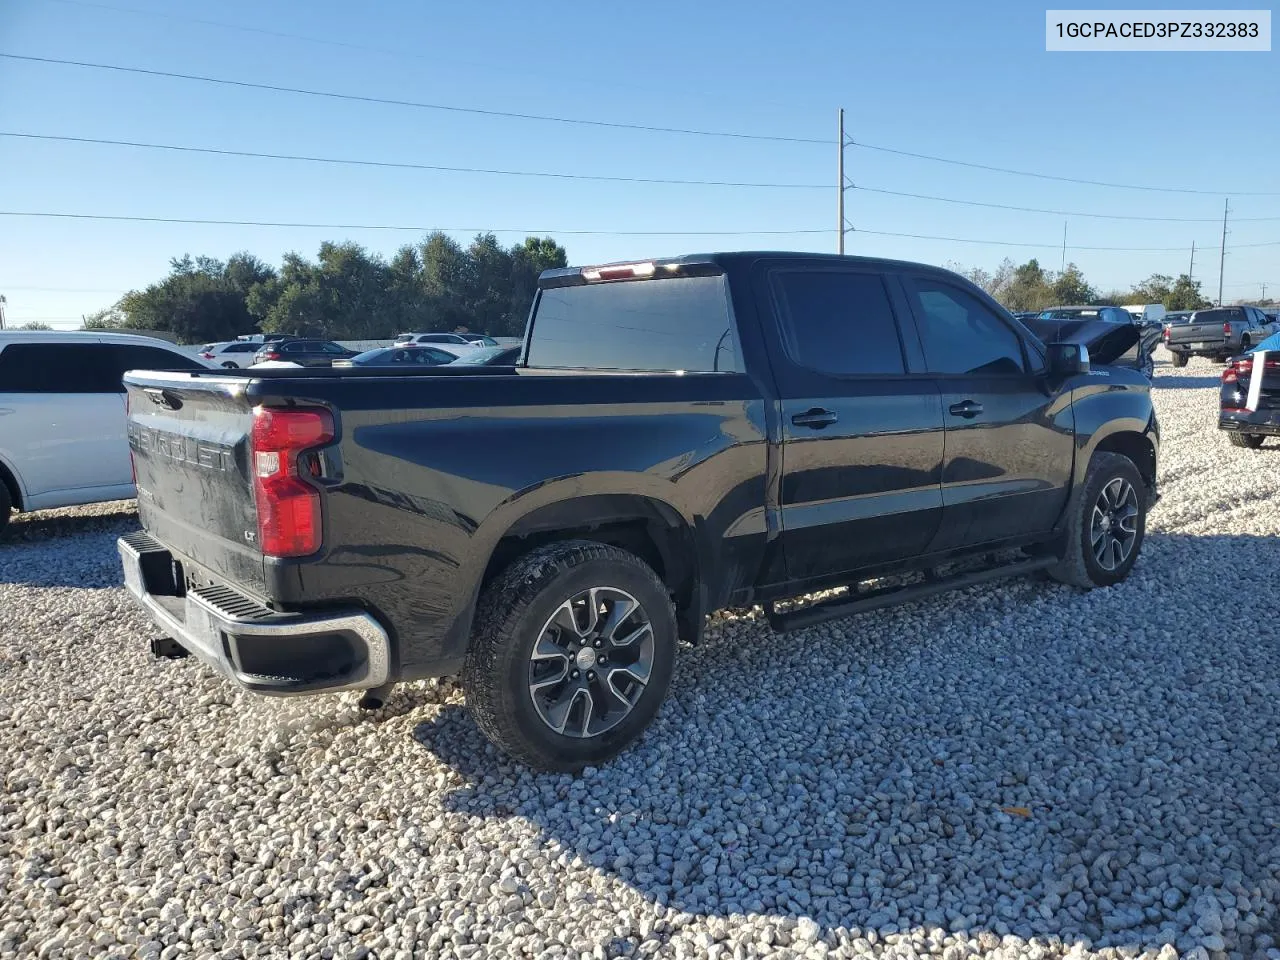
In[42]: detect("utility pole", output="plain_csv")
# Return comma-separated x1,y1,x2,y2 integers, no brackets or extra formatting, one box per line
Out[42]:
837,108,845,255
1263,282,1268,302
1188,241,1195,280
1061,221,1067,273
1217,198,1229,306
0,294,6,331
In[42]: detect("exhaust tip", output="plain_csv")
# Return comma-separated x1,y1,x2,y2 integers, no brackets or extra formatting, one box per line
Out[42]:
357,683,396,711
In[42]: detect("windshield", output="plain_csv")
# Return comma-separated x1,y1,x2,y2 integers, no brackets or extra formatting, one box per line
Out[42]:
1039,308,1098,320
394,334,414,343
452,346,520,365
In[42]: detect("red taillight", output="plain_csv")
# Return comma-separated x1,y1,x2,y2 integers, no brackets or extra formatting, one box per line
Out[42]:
1225,322,1233,336
262,351,281,361
250,406,334,558
1223,359,1253,384
1162,326,1170,341
200,352,215,359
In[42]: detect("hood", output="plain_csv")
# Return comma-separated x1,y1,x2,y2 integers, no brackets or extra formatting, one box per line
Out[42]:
1021,316,1143,367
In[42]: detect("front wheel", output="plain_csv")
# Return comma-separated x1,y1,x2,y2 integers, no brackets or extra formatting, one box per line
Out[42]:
1229,432,1265,449
1048,452,1147,589
464,541,676,772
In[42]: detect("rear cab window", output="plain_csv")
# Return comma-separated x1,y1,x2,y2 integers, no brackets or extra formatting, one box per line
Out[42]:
527,270,740,372
0,341,199,394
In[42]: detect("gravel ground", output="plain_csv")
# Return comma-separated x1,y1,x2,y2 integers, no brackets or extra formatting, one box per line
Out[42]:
2,354,1278,960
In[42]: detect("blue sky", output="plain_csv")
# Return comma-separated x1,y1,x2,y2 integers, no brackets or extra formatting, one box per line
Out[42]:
0,0,1277,329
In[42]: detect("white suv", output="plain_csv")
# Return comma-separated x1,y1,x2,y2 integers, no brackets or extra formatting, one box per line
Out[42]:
0,331,209,531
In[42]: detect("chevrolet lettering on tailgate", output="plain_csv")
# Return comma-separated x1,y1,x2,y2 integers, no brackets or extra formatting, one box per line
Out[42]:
129,423,237,473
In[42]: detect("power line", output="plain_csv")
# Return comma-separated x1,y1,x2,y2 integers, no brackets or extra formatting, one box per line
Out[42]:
0,210,830,236
853,185,1280,223
0,53,830,145
0,132,827,190
4,209,1268,252
0,284,125,292
847,139,1280,198
14,131,1280,226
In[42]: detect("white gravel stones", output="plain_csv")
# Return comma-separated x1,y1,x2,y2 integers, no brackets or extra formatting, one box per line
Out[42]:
2,353,1279,959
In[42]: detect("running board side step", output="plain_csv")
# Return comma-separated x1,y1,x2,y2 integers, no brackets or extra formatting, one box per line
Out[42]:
766,556,1056,633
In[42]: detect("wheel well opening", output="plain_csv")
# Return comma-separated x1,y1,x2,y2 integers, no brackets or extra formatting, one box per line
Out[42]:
1094,433,1156,492
482,499,696,615
0,461,21,512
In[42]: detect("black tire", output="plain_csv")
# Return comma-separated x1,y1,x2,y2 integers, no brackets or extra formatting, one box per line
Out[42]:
1229,432,1265,449
221,361,238,369
1048,452,1147,589
463,540,676,772
0,482,10,535
1241,336,1252,352
1170,352,1188,368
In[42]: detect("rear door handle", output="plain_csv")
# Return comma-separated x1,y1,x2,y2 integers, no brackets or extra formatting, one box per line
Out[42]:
948,400,984,419
791,408,839,429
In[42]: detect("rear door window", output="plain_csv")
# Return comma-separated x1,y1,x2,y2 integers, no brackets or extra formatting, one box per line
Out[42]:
527,275,740,372
0,343,122,393
770,270,906,376
112,346,204,388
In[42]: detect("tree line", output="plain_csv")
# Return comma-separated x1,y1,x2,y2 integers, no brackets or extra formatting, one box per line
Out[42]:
70,245,1231,343
81,232,568,344
949,258,1216,313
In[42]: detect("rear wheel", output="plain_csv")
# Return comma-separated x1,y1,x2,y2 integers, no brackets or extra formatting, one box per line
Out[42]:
0,483,10,535
1229,432,1265,449
1170,352,1188,368
1048,452,1146,589
464,541,676,772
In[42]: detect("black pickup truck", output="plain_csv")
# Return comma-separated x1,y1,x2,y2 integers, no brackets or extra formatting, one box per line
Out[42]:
119,253,1159,771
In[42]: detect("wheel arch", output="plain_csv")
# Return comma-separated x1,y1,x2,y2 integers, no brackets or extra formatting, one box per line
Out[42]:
0,453,24,511
1090,430,1157,495
480,493,702,642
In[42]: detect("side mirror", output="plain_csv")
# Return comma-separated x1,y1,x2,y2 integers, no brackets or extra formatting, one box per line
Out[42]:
1048,342,1090,377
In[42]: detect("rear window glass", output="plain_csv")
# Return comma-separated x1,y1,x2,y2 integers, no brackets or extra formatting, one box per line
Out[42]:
527,275,740,372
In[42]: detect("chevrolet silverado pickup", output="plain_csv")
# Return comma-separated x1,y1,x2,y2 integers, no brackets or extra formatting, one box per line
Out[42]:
118,253,1159,771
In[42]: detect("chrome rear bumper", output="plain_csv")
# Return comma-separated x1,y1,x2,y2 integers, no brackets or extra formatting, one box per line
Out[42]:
118,532,390,696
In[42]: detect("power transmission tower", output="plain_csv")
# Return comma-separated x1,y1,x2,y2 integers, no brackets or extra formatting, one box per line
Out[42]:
837,109,854,254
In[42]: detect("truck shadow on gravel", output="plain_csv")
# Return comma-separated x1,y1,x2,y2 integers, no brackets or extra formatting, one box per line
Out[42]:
412,531,1280,956
1150,374,1222,389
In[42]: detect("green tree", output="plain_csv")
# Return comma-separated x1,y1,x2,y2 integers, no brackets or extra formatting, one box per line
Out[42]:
18,321,53,330
1002,259,1054,312
118,253,275,343
1126,273,1174,305
81,306,125,330
1050,263,1095,305
1164,274,1212,311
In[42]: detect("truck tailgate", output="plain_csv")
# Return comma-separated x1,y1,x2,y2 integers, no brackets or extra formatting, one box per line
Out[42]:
1167,321,1225,345
125,373,266,595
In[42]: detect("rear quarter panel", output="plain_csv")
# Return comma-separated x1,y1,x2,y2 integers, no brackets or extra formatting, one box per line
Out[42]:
251,371,770,676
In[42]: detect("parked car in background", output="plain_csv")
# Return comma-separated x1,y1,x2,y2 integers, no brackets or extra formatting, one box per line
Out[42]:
251,338,359,367
393,332,486,350
0,331,208,532
332,345,463,368
119,252,1159,771
448,345,522,366
1218,330,1280,448
1027,305,1157,378
1164,306,1278,367
1123,303,1167,330
198,341,262,368
1012,311,1041,322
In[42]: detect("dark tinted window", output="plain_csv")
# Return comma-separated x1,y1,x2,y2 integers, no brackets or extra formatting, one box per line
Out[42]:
112,346,203,384
227,342,258,353
321,342,346,354
528,275,739,372
772,271,905,376
1194,309,1226,323
0,343,115,392
909,279,1026,375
